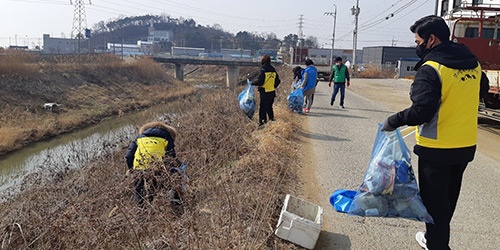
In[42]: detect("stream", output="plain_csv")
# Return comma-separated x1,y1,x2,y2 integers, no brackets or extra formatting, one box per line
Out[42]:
0,95,195,198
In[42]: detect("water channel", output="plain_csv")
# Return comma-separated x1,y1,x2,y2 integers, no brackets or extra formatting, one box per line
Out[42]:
0,98,189,198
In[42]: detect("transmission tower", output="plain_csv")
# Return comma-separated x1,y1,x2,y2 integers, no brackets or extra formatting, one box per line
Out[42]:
298,15,304,47
71,0,91,39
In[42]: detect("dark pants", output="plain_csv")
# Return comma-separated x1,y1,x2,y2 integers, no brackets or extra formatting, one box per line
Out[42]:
331,83,346,106
418,157,468,250
133,176,157,206
259,91,275,125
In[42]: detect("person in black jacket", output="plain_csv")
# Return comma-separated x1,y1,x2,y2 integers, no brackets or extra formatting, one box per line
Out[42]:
291,65,303,90
251,54,281,126
125,121,181,206
381,15,489,250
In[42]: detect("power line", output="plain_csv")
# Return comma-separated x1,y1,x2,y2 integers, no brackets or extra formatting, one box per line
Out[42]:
7,0,67,4
358,0,419,31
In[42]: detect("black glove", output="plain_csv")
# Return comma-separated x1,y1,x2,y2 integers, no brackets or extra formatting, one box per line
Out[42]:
381,119,396,132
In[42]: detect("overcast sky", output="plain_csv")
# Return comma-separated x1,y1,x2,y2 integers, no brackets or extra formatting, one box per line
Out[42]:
0,0,436,49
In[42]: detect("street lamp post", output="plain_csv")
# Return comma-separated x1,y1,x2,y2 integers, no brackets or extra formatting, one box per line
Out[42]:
324,5,337,68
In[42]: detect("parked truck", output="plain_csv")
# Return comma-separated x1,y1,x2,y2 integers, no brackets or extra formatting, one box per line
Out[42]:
441,2,500,120
289,47,332,81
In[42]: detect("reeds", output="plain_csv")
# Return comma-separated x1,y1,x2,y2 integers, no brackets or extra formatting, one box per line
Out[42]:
0,66,303,249
0,53,195,155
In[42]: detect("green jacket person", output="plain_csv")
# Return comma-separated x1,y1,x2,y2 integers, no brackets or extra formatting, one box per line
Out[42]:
328,56,350,108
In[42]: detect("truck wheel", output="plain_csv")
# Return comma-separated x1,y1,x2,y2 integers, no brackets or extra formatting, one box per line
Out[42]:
484,93,500,109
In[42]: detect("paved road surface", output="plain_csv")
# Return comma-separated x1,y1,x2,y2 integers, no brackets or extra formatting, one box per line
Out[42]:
297,79,500,250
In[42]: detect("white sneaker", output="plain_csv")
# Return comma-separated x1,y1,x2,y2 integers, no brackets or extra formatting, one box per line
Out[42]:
415,231,428,250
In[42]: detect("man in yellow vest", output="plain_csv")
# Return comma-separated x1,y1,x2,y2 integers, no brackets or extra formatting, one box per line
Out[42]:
381,15,489,250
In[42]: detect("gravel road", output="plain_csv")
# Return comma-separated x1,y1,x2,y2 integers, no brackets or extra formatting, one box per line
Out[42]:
297,78,500,250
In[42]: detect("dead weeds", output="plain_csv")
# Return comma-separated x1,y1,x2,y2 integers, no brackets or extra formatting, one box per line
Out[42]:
0,53,195,155
0,66,304,249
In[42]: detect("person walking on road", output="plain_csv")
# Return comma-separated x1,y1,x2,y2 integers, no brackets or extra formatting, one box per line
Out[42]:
328,56,350,108
381,15,490,250
251,54,281,126
301,59,318,113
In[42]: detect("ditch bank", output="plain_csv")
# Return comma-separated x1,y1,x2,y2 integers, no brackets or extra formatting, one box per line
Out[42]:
0,54,195,155
0,58,305,249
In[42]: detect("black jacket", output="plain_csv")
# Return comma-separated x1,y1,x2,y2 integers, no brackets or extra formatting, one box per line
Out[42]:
251,62,281,93
125,122,177,169
387,42,489,164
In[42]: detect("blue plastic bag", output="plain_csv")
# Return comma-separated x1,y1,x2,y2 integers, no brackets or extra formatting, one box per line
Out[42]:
287,87,303,113
348,125,434,223
330,189,357,213
238,79,256,119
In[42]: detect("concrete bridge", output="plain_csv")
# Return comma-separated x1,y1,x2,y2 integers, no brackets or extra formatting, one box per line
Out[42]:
153,56,258,86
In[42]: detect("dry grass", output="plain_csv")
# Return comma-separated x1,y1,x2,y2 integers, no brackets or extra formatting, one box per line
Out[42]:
0,51,39,75
0,53,195,155
0,75,304,249
357,64,397,79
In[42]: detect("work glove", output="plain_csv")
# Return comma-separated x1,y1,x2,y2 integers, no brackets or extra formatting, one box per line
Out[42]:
381,118,396,132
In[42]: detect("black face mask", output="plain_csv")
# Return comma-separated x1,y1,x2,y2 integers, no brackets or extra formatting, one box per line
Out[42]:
415,39,429,58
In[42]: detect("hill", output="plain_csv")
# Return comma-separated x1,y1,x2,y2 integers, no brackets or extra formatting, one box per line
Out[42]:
89,14,305,52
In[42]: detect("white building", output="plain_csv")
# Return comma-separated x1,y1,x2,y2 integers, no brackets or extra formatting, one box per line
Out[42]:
107,43,144,56
147,30,173,43
42,34,79,54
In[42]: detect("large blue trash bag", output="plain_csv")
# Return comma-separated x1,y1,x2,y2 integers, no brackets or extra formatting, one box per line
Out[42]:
348,125,434,223
330,189,357,213
238,79,256,119
287,87,304,113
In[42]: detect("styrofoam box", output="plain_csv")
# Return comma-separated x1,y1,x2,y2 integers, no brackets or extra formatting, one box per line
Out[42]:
275,194,323,249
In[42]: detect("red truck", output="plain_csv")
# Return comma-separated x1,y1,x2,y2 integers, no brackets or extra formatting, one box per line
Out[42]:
444,3,500,113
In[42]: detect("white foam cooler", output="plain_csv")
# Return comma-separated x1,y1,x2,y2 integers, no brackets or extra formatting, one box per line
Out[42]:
275,194,323,249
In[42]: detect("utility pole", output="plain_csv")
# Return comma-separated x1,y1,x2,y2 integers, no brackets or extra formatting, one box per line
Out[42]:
351,0,360,71
324,5,337,68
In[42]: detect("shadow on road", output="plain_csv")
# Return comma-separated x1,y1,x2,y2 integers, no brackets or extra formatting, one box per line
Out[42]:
303,110,369,120
315,231,352,250
346,107,395,114
298,129,350,142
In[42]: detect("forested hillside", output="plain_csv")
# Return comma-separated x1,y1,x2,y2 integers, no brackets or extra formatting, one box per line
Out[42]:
88,14,317,52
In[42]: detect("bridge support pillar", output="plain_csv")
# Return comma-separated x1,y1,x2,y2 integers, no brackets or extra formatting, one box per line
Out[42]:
226,65,240,87
175,63,185,81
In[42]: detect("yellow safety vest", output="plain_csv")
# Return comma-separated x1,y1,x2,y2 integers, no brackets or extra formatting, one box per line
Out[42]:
133,136,168,170
416,61,480,148
262,72,277,93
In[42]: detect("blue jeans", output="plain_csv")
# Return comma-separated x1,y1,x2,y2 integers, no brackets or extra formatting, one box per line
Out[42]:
331,83,346,106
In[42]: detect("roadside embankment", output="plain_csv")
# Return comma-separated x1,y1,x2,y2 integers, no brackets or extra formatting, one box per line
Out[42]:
0,53,196,155
0,62,307,249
